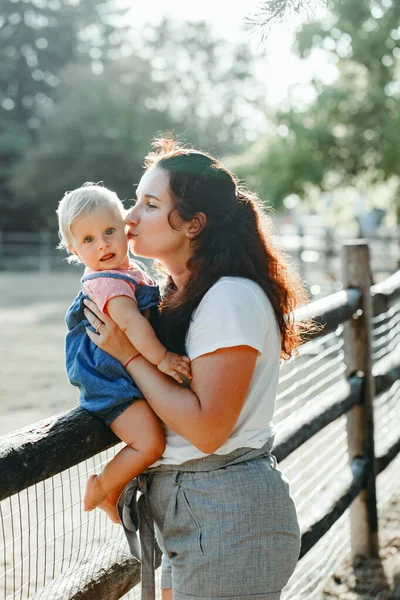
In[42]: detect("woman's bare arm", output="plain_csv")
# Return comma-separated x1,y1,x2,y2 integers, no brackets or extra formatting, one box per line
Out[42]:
84,299,257,454
127,345,257,453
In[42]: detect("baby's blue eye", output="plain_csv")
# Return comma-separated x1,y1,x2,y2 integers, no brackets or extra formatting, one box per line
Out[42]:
105,228,115,235
84,236,94,243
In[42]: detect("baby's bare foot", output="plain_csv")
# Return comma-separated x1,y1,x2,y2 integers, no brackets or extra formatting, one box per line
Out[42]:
97,497,121,524
83,474,107,512
83,475,121,524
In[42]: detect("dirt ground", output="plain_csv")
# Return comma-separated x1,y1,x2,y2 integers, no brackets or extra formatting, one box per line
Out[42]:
323,497,400,599
0,270,82,434
1,271,399,600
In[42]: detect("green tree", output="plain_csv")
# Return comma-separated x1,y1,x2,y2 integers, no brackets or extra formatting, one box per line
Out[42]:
134,19,265,153
238,0,400,217
10,59,174,231
249,0,327,37
0,0,127,227
11,19,266,231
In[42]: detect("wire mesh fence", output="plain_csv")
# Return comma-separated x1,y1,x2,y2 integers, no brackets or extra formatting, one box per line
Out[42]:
278,335,350,600
279,300,400,599
0,447,127,600
0,295,399,599
1,228,399,302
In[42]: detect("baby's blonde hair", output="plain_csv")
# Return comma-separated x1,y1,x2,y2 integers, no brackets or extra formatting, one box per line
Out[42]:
56,182,126,263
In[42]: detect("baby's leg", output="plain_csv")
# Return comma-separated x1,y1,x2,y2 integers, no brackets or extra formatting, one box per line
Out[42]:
84,400,165,523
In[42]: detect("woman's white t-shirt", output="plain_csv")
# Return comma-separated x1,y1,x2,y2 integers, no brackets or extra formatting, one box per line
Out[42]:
153,276,281,466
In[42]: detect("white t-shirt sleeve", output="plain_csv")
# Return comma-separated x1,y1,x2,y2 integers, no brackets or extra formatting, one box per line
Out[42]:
185,279,269,360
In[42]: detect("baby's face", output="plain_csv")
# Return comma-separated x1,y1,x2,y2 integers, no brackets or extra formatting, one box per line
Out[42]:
69,206,129,271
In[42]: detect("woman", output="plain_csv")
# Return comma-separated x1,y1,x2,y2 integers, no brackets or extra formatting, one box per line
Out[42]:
84,136,310,600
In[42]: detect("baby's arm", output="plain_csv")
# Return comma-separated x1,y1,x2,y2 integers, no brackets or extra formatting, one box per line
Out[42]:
106,296,191,383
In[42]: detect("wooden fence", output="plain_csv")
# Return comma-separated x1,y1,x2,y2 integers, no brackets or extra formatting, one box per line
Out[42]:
0,240,399,599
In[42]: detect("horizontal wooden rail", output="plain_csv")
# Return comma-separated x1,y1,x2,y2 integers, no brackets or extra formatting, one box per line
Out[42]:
4,281,396,504
0,409,119,502
299,456,369,558
2,347,398,501
293,270,400,342
294,288,361,339
376,437,400,475
274,375,363,462
373,348,400,396
28,538,146,600
0,374,362,501
371,270,400,317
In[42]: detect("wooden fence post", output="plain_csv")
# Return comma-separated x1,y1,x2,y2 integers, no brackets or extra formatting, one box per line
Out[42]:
341,241,379,560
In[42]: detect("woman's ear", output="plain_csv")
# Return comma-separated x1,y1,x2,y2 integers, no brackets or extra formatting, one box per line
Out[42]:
187,212,206,238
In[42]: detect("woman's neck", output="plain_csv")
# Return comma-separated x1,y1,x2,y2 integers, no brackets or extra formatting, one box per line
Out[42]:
172,270,190,291
160,261,190,291
158,246,193,290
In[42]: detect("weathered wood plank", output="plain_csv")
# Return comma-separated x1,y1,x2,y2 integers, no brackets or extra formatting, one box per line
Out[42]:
376,436,400,475
342,241,379,559
28,538,141,600
0,408,118,501
2,351,398,503
294,288,361,340
373,348,400,396
0,375,364,500
371,270,400,317
27,534,162,600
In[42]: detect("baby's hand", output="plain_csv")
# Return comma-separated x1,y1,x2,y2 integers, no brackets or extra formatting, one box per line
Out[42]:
157,351,192,384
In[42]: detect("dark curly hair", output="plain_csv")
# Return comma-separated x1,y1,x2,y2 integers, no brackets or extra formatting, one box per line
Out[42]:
145,135,310,360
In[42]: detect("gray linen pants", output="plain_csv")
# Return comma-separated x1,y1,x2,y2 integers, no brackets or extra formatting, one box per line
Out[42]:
121,441,300,599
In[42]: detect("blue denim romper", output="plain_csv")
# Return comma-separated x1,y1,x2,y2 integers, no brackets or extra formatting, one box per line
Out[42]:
65,271,160,425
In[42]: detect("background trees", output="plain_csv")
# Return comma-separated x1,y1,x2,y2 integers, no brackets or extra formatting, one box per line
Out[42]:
0,0,128,227
237,0,400,220
3,0,399,229
2,4,265,230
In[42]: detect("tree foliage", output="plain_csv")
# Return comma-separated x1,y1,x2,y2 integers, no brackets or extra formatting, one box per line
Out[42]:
133,19,264,152
0,0,127,226
9,18,265,231
0,0,126,132
10,59,175,230
238,0,400,218
248,0,327,38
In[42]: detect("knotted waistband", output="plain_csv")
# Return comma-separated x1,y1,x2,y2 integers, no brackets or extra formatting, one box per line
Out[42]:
117,438,276,600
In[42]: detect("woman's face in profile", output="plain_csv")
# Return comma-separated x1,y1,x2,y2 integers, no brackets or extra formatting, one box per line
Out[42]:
126,166,189,263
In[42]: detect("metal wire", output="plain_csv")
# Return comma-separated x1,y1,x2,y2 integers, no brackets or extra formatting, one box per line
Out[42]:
282,511,352,599
0,445,126,599
276,329,345,423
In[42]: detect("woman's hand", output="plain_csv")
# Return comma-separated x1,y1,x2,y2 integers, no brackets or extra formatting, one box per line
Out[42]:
83,298,137,365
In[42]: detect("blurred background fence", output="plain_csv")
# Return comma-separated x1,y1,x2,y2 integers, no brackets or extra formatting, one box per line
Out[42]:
1,224,399,299
0,241,399,600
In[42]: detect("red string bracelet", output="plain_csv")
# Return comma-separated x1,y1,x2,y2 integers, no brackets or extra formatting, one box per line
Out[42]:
124,353,140,369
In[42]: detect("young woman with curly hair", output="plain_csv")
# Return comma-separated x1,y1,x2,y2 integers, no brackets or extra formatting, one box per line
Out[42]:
84,136,310,600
